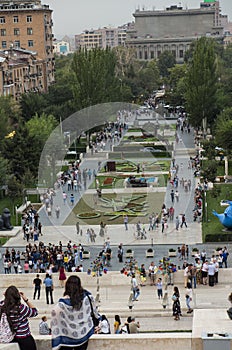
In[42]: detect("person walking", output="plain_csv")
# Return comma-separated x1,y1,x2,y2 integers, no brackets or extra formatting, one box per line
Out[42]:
170,190,175,203
180,214,187,228
43,273,54,305
131,274,140,301
175,216,180,230
123,215,128,230
59,266,67,288
55,206,60,219
51,275,100,350
33,274,42,300
0,285,38,350
117,244,123,263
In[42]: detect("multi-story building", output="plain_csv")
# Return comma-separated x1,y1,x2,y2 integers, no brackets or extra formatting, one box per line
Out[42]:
0,47,46,99
53,40,71,55
75,24,131,50
126,1,226,62
0,0,54,92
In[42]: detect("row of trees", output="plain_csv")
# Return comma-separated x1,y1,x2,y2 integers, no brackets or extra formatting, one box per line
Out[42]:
0,38,232,195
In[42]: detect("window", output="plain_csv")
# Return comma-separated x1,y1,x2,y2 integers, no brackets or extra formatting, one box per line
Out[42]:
28,40,33,47
27,15,32,23
13,16,18,23
150,51,154,59
27,27,33,35
157,50,161,57
144,51,148,60
139,51,142,59
172,50,176,58
179,50,184,58
14,28,20,36
14,40,20,48
0,17,5,24
2,40,6,48
1,29,6,36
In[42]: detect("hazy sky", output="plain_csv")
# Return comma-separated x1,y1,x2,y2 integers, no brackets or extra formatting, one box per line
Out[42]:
44,0,232,37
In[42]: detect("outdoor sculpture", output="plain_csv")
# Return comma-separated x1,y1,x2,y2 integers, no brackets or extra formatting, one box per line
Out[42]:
212,201,232,230
0,208,13,230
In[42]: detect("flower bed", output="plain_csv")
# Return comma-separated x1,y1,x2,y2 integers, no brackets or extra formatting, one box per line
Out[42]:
103,177,114,185
77,212,101,219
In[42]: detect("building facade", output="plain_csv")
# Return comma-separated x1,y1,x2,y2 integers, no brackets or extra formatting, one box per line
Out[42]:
53,40,71,55
75,24,130,50
0,47,46,99
0,0,54,92
126,1,225,62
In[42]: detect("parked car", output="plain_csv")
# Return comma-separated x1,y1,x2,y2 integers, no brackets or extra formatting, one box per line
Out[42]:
140,147,163,152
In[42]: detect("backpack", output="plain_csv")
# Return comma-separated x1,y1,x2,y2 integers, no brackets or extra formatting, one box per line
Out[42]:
0,312,15,343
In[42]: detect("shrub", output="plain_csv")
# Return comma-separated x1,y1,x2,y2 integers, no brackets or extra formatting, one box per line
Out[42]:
192,248,199,252
147,248,154,252
126,249,132,253
169,248,176,252
205,233,232,242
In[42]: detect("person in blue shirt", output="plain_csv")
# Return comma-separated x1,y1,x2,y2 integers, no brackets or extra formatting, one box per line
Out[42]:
43,273,54,304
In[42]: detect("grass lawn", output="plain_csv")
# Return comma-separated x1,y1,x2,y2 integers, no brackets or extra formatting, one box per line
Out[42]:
64,191,165,225
202,184,232,241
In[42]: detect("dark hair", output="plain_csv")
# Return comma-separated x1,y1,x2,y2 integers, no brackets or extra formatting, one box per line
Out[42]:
228,293,232,303
115,314,121,325
63,275,84,310
173,286,180,297
0,286,21,332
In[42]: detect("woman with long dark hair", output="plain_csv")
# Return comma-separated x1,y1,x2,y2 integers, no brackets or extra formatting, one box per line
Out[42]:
0,285,38,350
172,286,182,321
51,275,100,350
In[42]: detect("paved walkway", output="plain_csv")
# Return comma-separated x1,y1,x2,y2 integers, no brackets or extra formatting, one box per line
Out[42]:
3,125,203,249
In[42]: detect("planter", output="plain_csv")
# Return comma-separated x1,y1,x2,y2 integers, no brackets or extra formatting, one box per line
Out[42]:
168,250,177,257
146,249,154,258
82,251,90,259
125,250,134,258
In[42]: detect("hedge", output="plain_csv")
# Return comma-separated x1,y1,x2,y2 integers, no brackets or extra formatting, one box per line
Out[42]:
205,233,232,242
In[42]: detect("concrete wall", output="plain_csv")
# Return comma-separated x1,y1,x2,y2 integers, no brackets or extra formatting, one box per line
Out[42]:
134,10,216,38
1,269,231,289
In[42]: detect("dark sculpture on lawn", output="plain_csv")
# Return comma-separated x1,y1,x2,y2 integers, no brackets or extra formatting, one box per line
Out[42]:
212,201,232,230
0,208,13,230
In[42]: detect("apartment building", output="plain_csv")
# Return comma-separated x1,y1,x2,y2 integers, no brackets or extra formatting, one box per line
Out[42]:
0,47,46,99
75,24,130,50
126,1,226,62
0,0,54,92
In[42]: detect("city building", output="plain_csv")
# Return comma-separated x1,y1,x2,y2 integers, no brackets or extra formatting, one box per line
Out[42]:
75,24,131,50
0,47,46,99
53,40,71,55
126,0,226,63
0,0,55,92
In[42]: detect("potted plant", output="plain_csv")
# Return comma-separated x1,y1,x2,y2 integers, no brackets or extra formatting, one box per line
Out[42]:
146,248,154,258
168,248,176,257
125,249,134,258
82,250,90,259
191,247,199,257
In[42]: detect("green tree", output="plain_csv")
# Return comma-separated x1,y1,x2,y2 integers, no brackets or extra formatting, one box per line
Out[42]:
26,112,58,145
71,48,121,109
214,107,232,154
0,96,21,150
157,50,176,78
20,92,47,121
184,37,218,129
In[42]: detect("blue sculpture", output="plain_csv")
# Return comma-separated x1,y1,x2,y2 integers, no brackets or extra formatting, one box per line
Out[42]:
213,201,232,230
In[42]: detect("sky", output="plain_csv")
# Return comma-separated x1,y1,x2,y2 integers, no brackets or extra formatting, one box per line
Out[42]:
43,0,232,37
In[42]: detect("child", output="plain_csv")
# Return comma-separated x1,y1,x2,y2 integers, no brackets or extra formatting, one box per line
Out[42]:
39,316,51,335
156,278,163,299
185,282,193,313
